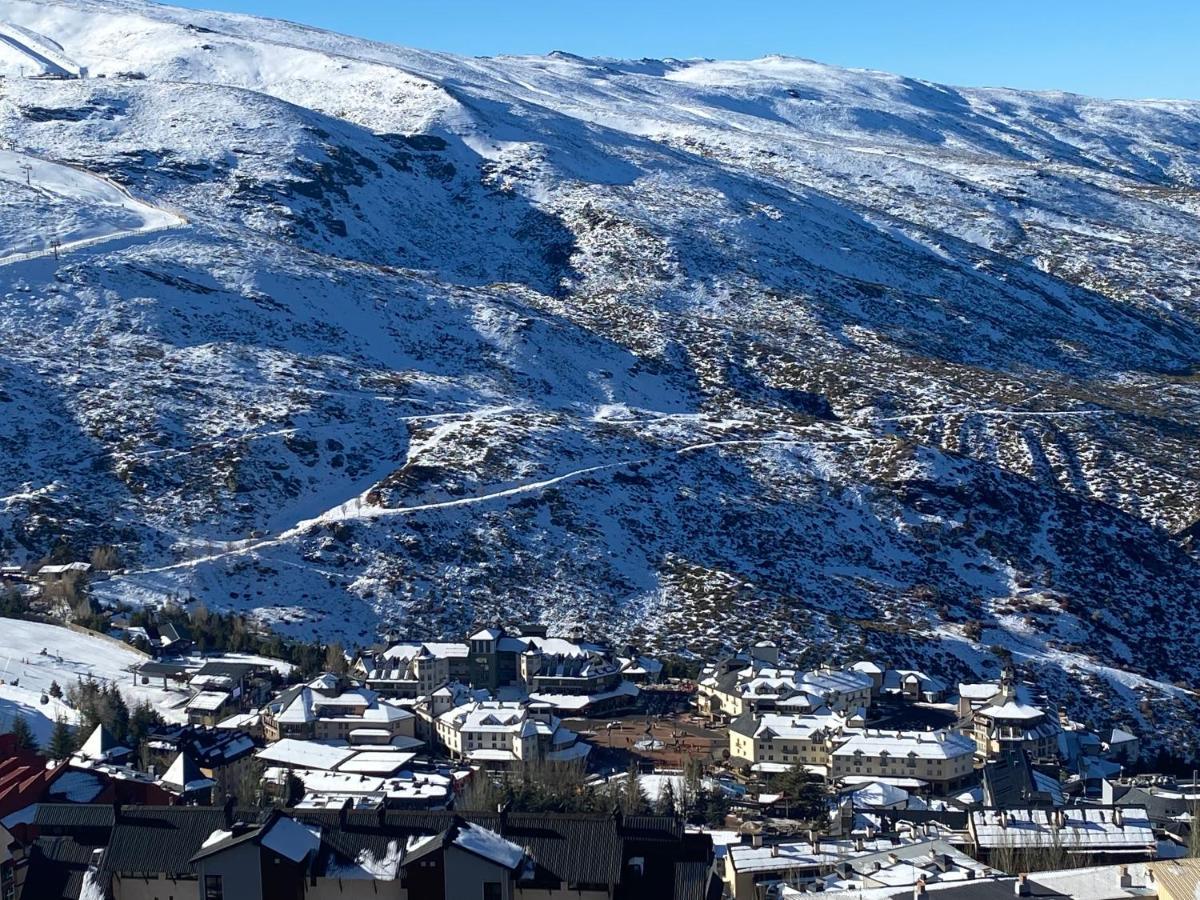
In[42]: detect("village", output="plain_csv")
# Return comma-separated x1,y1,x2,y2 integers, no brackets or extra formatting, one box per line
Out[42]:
0,561,1198,900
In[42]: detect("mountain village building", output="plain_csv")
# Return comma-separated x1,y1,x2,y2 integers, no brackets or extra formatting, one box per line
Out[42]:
698,649,873,721
261,673,416,745
433,699,590,767
960,677,1058,762
356,624,653,715
828,730,977,793
728,711,849,771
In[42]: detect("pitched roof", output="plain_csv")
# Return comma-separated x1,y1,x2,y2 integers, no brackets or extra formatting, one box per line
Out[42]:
162,752,216,793
77,724,130,761
57,805,701,892
21,835,103,900
103,806,270,876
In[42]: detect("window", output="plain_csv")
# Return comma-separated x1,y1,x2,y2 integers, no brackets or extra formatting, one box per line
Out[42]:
205,875,224,900
483,882,503,900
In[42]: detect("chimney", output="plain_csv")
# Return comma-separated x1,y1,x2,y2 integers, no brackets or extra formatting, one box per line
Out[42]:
914,877,928,900
1114,808,1124,829
1015,873,1031,897
771,844,779,858
338,797,352,830
752,832,763,849
856,837,865,852
1119,866,1132,889
222,793,237,830
809,829,818,852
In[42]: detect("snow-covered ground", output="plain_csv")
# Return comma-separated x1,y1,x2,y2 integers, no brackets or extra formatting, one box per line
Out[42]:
0,148,182,262
0,0,1198,752
0,617,187,742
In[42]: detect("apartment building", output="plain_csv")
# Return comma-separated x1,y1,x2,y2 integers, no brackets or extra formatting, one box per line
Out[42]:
433,700,590,767
728,711,848,770
261,673,415,745
699,656,873,722
829,730,977,793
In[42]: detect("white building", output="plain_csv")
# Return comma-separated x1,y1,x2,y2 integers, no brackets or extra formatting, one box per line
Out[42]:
729,710,848,772
433,700,589,767
699,658,873,721
262,673,416,745
829,730,977,793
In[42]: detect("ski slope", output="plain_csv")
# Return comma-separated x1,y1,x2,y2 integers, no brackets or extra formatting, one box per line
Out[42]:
0,18,80,76
0,0,1199,753
0,617,187,743
0,149,183,264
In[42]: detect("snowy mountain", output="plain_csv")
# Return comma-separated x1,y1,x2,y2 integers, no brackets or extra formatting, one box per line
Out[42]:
2,0,1199,751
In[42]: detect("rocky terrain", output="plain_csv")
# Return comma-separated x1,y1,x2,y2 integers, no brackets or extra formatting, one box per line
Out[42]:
1,0,1198,751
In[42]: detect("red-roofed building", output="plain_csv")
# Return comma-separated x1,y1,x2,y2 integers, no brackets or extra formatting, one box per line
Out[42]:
0,734,53,826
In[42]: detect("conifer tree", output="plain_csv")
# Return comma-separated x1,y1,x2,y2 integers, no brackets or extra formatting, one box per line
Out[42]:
47,716,76,760
7,712,38,751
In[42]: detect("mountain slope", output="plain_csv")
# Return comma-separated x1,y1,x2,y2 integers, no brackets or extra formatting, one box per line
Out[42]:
1,0,1198,752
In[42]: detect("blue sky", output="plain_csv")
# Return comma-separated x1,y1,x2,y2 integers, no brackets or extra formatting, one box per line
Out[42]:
168,0,1198,99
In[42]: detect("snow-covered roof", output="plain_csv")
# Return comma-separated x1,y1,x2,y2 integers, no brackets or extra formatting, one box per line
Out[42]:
882,669,947,694
470,627,503,641
1109,728,1138,745
468,748,519,762
334,751,417,775
217,712,261,730
186,690,231,712
276,767,451,802
728,836,906,874
978,700,1045,721
381,641,468,661
38,562,91,575
851,661,884,675
528,680,639,711
307,673,342,691
833,730,975,760
453,823,526,869
849,781,911,808
256,739,356,771
440,700,553,734
735,711,844,741
76,723,131,761
958,682,1001,700
972,807,1155,850
261,816,322,863
162,752,216,793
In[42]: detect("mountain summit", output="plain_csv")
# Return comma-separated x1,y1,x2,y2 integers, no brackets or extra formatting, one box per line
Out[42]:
1,0,1198,750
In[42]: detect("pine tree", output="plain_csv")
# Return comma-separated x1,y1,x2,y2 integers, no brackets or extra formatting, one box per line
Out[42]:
324,642,349,675
769,762,829,822
48,680,63,699
620,759,650,814
7,712,38,751
656,778,678,817
106,684,130,744
47,716,76,760
127,700,164,757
